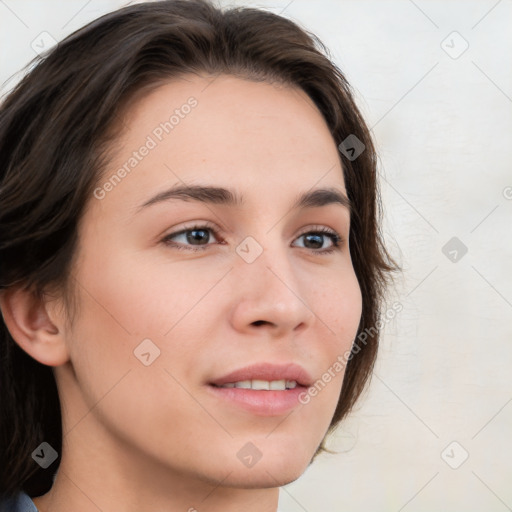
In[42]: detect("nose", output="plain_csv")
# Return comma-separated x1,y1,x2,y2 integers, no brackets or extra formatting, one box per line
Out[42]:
228,238,316,337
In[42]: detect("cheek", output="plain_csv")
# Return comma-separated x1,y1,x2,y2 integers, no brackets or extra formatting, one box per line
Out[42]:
315,268,363,349
300,269,362,405
73,241,207,338
63,283,202,450
65,243,218,409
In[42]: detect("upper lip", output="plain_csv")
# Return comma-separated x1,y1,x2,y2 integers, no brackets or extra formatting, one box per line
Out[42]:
209,362,314,387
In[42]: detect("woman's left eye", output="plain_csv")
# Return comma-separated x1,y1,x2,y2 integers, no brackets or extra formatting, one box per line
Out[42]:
293,227,343,253
161,223,344,254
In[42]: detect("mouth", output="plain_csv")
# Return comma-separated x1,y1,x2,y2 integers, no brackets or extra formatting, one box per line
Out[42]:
206,362,312,416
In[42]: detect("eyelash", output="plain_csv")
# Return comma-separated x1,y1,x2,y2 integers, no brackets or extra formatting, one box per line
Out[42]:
161,221,344,255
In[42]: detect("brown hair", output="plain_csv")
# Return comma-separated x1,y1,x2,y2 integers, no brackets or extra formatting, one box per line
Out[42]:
0,0,399,499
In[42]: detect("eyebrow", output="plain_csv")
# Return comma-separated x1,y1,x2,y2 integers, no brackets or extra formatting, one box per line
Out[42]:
137,184,351,214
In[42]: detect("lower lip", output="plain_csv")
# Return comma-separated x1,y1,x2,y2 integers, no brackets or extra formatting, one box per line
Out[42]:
206,384,307,416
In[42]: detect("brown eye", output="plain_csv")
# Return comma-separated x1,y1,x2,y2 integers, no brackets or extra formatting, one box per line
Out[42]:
161,223,222,252
293,228,343,254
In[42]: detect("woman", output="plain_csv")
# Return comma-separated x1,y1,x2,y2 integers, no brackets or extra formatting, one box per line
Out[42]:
0,1,398,510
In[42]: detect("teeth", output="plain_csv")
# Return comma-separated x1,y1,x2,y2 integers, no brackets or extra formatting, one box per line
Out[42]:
218,379,297,390
234,380,251,389
252,379,270,390
269,380,284,390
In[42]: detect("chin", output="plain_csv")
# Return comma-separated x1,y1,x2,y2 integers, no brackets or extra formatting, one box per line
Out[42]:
216,447,314,489
221,466,307,489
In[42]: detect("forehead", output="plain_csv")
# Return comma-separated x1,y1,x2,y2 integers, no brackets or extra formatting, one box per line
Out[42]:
95,73,347,214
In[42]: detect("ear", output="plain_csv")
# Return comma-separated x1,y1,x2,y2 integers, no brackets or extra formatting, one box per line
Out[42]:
0,285,70,366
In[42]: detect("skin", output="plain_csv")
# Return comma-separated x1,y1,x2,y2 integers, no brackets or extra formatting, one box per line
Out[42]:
2,74,362,512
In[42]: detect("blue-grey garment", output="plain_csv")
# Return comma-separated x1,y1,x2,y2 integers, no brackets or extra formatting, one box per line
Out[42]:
0,491,38,512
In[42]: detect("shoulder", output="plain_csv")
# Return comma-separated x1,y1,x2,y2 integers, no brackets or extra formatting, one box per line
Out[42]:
0,491,38,512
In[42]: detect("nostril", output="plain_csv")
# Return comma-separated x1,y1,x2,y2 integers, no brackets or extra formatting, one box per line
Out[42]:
252,320,267,326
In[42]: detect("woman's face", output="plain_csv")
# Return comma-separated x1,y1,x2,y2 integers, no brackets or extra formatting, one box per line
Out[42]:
58,74,362,490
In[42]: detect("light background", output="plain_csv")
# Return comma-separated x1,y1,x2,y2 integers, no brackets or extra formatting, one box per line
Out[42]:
1,1,511,511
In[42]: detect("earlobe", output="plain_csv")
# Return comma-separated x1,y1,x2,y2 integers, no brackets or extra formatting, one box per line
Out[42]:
0,286,70,366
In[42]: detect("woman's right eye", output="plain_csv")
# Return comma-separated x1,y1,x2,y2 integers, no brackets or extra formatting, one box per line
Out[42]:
161,223,222,252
